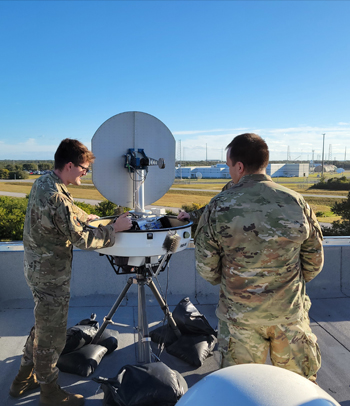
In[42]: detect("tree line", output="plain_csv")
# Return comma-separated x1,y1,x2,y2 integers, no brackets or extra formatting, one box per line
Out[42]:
310,176,350,191
1,193,350,241
0,196,128,241
0,161,54,179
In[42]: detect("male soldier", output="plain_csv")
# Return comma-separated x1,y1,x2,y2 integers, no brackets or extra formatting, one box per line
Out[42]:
194,133,323,382
10,139,132,406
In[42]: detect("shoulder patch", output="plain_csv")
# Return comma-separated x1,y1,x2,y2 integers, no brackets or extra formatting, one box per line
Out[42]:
73,216,82,227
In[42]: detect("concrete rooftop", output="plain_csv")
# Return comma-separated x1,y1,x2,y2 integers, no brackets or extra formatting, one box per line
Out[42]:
1,238,350,405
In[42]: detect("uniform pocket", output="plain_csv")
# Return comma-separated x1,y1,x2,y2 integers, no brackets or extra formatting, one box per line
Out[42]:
302,331,321,378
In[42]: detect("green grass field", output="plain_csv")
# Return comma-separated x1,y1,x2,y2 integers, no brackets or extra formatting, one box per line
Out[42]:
0,173,347,223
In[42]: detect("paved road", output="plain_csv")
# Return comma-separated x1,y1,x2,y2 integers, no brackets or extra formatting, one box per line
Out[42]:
0,191,27,198
301,193,347,198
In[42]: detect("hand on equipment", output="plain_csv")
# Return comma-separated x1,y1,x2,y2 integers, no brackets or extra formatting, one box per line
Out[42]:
113,212,132,232
86,214,100,222
177,211,190,221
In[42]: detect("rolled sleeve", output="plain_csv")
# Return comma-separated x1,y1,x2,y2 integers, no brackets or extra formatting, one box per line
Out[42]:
300,206,324,283
52,194,116,250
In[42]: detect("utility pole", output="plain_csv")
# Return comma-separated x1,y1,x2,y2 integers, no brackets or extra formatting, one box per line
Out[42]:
179,140,182,180
322,134,325,176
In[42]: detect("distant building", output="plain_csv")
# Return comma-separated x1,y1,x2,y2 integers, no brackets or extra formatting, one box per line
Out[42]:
190,166,230,179
175,167,194,179
175,164,230,179
175,163,310,179
266,163,309,177
314,165,337,173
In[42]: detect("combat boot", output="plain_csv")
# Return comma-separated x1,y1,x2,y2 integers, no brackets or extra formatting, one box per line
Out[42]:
40,380,84,406
9,364,40,397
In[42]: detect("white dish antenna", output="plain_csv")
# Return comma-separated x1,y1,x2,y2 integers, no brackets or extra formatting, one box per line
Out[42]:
89,112,192,365
92,111,175,209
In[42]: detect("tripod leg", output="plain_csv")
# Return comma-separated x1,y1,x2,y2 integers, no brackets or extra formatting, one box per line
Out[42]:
137,278,152,364
92,277,134,344
147,278,181,338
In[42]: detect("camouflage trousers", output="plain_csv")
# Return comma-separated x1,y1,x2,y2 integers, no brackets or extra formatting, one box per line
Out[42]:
21,279,70,384
217,312,321,382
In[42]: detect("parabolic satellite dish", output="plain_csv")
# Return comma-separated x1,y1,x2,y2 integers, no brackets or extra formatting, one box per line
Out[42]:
92,111,175,209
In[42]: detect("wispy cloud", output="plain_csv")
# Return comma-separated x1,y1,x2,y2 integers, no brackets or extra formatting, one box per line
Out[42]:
2,125,349,162
0,137,94,160
0,138,57,159
174,125,350,161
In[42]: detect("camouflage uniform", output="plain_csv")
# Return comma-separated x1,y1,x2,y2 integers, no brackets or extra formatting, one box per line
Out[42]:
21,171,116,384
194,174,323,381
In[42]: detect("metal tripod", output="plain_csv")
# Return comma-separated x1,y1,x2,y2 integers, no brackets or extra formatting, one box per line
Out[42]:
91,260,181,364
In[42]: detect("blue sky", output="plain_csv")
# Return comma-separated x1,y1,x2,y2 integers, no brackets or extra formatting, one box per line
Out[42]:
0,1,349,162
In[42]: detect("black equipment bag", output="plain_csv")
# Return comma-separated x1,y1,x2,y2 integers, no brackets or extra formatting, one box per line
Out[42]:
166,334,217,367
150,297,217,366
58,316,119,376
61,324,99,355
57,344,107,377
149,324,178,348
172,297,216,336
94,362,188,406
95,328,119,355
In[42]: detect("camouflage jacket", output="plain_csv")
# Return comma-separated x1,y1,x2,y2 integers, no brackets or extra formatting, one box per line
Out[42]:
194,174,324,325
23,171,115,286
189,180,234,224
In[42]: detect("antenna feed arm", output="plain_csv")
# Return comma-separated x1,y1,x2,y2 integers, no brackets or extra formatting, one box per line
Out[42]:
124,148,165,172
152,157,165,169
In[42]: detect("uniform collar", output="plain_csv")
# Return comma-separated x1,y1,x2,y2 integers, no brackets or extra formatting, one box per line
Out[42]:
237,173,272,185
49,171,73,199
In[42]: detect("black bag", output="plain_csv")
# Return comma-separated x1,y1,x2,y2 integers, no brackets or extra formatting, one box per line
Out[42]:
58,315,118,376
95,329,119,355
150,324,178,348
172,297,216,336
166,334,217,367
61,324,99,355
57,344,107,377
94,362,188,406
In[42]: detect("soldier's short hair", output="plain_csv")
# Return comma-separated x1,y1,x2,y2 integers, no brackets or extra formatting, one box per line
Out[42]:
226,133,269,172
54,139,95,170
